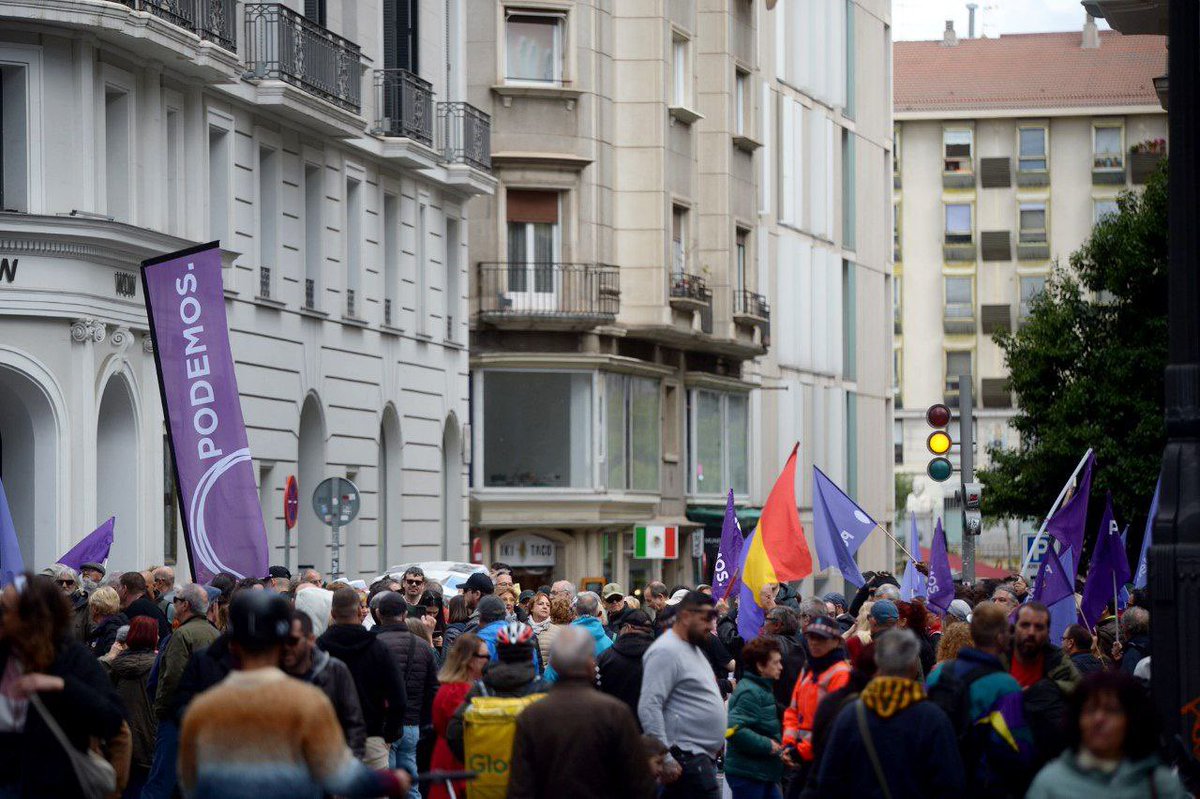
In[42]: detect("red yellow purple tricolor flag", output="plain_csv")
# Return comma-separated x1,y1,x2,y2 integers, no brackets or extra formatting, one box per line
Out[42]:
737,444,812,640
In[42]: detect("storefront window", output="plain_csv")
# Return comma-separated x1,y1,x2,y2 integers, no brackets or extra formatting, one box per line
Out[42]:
483,371,592,487
606,374,661,492
689,389,750,496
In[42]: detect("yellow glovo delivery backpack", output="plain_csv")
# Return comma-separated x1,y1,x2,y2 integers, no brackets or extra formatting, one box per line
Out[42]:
463,687,546,799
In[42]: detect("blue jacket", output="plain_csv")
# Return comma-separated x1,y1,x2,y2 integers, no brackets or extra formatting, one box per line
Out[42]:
479,620,541,670
926,647,1022,723
543,616,613,684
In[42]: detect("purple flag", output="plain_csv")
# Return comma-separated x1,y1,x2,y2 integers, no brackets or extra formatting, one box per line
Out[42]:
1080,492,1131,629
900,514,927,600
812,467,872,587
58,517,115,572
1133,477,1158,590
713,490,743,599
926,518,954,614
0,477,25,587
143,243,268,584
1031,542,1073,608
1045,452,1095,564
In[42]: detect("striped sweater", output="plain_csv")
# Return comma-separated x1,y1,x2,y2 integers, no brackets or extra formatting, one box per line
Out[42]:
179,667,405,799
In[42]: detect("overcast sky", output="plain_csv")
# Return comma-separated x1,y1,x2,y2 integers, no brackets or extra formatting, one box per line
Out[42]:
893,0,1109,41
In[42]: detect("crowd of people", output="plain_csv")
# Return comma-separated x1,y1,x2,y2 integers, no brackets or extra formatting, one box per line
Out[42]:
0,559,1194,798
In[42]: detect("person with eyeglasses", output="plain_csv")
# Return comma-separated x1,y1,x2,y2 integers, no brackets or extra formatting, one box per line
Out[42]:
638,591,727,799
428,633,488,799
43,563,92,642
400,568,426,612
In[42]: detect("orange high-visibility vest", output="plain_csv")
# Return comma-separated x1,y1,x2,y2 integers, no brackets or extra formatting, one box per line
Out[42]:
781,659,852,761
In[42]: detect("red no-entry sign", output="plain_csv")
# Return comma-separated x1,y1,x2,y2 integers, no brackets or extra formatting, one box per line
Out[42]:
284,475,299,530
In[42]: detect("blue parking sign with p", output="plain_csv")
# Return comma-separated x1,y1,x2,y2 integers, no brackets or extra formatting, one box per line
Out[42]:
1024,533,1050,568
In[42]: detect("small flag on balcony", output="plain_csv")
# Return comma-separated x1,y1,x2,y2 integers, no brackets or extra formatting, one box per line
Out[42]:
634,525,677,559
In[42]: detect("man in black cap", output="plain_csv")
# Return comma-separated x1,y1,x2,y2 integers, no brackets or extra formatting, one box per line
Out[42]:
268,565,292,593
597,609,655,722
179,591,411,798
639,591,726,798
443,572,493,656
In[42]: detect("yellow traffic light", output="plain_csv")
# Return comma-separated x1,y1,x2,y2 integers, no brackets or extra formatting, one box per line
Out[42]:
927,430,952,456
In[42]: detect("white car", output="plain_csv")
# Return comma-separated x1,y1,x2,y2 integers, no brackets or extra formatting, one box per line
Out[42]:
376,560,487,593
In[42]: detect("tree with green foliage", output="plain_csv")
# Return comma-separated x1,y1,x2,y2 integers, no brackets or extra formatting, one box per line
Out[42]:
980,162,1167,538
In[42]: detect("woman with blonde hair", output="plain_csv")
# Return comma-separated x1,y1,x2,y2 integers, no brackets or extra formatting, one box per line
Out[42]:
87,585,129,658
496,586,519,622
536,595,573,668
429,633,487,799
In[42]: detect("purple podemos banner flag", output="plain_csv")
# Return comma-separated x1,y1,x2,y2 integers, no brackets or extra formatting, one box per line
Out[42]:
142,243,268,584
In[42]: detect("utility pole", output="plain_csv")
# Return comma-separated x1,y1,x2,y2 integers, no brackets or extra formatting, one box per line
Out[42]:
1153,0,1200,767
958,374,976,583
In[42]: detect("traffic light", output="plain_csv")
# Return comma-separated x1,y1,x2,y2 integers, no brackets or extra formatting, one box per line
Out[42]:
925,403,954,482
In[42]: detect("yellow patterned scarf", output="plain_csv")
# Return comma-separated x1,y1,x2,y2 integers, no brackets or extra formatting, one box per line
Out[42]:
859,676,926,719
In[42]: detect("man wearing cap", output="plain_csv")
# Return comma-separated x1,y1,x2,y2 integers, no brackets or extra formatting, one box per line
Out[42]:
639,591,726,799
179,591,412,798
601,583,631,636
80,561,106,585
268,565,292,593
443,572,494,657
597,609,655,722
781,614,851,781
848,599,901,663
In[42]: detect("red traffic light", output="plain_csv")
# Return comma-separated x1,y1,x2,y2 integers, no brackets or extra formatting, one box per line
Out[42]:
926,403,952,428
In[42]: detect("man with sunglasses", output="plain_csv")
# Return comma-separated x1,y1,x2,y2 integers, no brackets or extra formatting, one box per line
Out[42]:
639,591,726,799
44,563,92,641
400,567,426,612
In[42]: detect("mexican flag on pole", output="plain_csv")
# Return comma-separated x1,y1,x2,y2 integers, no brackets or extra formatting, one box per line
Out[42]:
634,525,677,559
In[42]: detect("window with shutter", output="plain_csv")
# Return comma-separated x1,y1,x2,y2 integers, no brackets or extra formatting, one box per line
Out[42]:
383,0,420,73
304,0,326,26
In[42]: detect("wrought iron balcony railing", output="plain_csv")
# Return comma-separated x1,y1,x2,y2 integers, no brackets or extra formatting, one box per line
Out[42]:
733,289,770,322
375,69,434,146
117,0,237,51
669,272,712,304
384,298,394,327
259,266,271,298
346,288,356,318
477,262,619,322
305,278,316,309
438,102,492,172
244,3,363,112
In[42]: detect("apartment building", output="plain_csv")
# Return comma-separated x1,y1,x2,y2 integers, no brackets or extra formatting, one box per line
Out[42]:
0,0,493,579
465,0,894,594
893,20,1166,558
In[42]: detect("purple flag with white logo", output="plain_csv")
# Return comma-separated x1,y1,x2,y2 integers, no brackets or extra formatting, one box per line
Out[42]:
143,243,268,584
1080,492,1130,629
812,467,872,587
926,518,954,615
1046,452,1095,564
714,490,743,599
1133,477,1158,590
57,517,115,572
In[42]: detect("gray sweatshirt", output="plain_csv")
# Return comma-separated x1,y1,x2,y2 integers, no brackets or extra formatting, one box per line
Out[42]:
638,628,725,758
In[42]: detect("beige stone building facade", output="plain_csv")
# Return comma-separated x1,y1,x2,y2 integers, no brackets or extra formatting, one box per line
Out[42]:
893,21,1167,561
466,0,895,595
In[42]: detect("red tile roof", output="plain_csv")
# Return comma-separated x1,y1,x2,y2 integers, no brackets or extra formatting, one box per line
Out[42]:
895,30,1166,113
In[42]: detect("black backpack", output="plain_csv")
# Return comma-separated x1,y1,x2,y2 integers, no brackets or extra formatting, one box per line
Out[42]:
926,660,992,738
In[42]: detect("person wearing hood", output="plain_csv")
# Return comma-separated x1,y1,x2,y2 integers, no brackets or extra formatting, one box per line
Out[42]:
474,595,518,660
281,609,366,758
372,592,438,799
597,610,655,722
543,591,613,684
446,621,547,761
1060,625,1104,676
295,585,335,637
1027,671,1187,798
318,587,408,769
104,616,160,797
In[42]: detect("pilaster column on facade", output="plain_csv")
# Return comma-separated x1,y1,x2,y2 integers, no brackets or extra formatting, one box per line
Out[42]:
70,317,106,553
140,63,166,233
74,38,98,215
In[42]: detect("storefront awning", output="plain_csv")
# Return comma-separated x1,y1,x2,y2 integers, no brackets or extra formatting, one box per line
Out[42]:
686,505,762,530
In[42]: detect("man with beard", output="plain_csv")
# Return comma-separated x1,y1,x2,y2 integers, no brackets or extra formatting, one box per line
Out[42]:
639,591,726,799
281,610,366,758
1007,601,1079,772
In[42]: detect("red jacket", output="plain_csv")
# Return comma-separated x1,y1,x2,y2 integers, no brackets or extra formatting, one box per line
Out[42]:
782,658,851,761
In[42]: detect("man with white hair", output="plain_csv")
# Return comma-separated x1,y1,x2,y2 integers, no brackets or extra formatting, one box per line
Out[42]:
508,627,653,799
809,629,965,797
550,580,576,601
44,563,92,640
543,591,613,683
154,565,177,621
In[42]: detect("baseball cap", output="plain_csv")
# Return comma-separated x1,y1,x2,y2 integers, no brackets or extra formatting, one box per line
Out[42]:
620,609,653,630
870,599,900,624
947,599,972,622
665,588,692,606
227,591,292,647
267,565,291,580
804,615,842,640
80,562,106,577
462,572,494,595
602,582,625,601
822,591,848,608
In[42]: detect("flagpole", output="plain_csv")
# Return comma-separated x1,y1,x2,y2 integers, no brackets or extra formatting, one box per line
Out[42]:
1113,573,1121,646
1020,448,1094,578
874,523,916,563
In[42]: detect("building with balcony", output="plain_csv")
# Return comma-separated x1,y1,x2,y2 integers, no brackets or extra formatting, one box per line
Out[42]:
892,19,1166,560
465,0,895,595
0,0,494,579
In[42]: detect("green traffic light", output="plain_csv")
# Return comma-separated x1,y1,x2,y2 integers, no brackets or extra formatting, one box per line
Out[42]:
928,457,953,482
